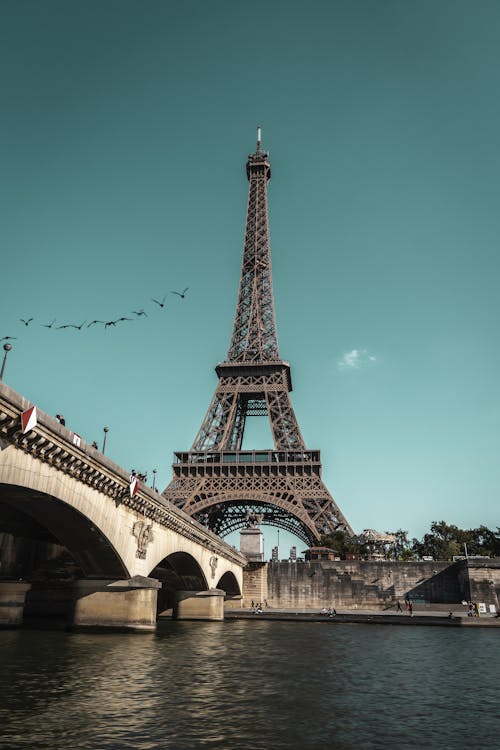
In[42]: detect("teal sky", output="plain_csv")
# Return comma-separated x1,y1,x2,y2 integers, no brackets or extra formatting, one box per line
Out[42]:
1,0,499,556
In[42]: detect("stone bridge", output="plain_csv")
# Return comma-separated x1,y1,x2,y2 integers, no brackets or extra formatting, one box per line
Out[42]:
0,382,246,630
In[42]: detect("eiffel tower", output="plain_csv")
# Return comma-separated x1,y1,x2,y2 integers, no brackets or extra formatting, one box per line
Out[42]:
163,130,353,545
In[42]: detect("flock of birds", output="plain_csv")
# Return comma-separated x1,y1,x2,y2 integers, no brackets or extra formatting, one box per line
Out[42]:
1,288,189,342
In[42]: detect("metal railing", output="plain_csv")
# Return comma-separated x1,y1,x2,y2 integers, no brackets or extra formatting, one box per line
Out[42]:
174,450,321,465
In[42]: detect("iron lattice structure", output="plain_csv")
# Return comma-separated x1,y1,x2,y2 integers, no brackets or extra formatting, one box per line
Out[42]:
163,132,353,546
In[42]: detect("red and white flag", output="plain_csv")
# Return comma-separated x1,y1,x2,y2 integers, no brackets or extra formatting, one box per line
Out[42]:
72,433,82,448
21,406,37,434
129,477,138,497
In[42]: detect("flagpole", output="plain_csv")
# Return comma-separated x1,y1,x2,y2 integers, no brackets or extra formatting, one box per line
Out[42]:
102,426,109,454
0,344,12,381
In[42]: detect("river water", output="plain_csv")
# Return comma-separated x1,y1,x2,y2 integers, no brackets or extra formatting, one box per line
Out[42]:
0,620,498,750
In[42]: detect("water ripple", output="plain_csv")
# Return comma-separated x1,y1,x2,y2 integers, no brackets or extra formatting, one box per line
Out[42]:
0,623,499,749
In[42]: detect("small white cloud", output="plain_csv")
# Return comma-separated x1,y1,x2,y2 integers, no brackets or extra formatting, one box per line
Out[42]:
338,349,376,369
339,349,361,368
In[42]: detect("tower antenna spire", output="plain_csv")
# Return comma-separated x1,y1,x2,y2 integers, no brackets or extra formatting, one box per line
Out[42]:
257,125,262,152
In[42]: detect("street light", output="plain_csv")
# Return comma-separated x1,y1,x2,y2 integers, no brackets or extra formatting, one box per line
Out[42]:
102,426,109,454
152,469,157,490
0,343,12,381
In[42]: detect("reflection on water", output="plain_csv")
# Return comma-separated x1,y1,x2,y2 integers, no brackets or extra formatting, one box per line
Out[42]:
0,621,499,749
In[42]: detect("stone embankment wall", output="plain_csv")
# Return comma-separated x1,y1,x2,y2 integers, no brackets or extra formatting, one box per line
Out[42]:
243,562,268,606
259,559,500,610
467,560,500,610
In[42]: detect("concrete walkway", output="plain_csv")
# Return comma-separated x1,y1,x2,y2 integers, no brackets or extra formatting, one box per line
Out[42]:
225,608,500,628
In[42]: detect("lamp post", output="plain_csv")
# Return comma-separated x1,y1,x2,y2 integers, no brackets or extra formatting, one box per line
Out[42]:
152,469,157,490
102,426,109,454
0,343,12,381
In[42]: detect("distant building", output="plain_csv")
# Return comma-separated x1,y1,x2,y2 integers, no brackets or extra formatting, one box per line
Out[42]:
303,546,340,561
271,545,279,562
289,546,297,562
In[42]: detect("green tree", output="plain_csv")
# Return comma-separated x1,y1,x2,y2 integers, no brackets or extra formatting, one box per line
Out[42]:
391,529,415,560
412,521,499,560
466,525,500,556
412,521,460,559
320,530,361,558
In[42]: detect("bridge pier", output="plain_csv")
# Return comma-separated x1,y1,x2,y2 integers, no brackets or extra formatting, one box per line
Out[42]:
173,588,225,621
24,576,161,631
0,581,31,627
71,577,161,631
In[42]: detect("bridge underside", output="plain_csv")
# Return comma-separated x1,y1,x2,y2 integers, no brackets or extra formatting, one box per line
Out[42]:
0,485,127,579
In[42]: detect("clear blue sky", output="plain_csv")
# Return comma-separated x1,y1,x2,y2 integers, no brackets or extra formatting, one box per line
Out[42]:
1,0,499,557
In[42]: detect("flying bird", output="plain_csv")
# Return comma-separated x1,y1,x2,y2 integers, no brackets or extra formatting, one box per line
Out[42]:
20,318,33,326
87,320,105,327
0,336,17,342
132,309,147,317
57,321,86,330
171,287,189,299
151,295,167,308
42,319,56,329
104,317,132,328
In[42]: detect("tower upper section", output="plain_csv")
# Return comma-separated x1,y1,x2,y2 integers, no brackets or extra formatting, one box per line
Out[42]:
226,130,280,363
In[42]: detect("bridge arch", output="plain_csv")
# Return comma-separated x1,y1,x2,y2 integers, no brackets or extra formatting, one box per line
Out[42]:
146,542,241,600
150,550,208,591
216,570,241,598
0,482,128,580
